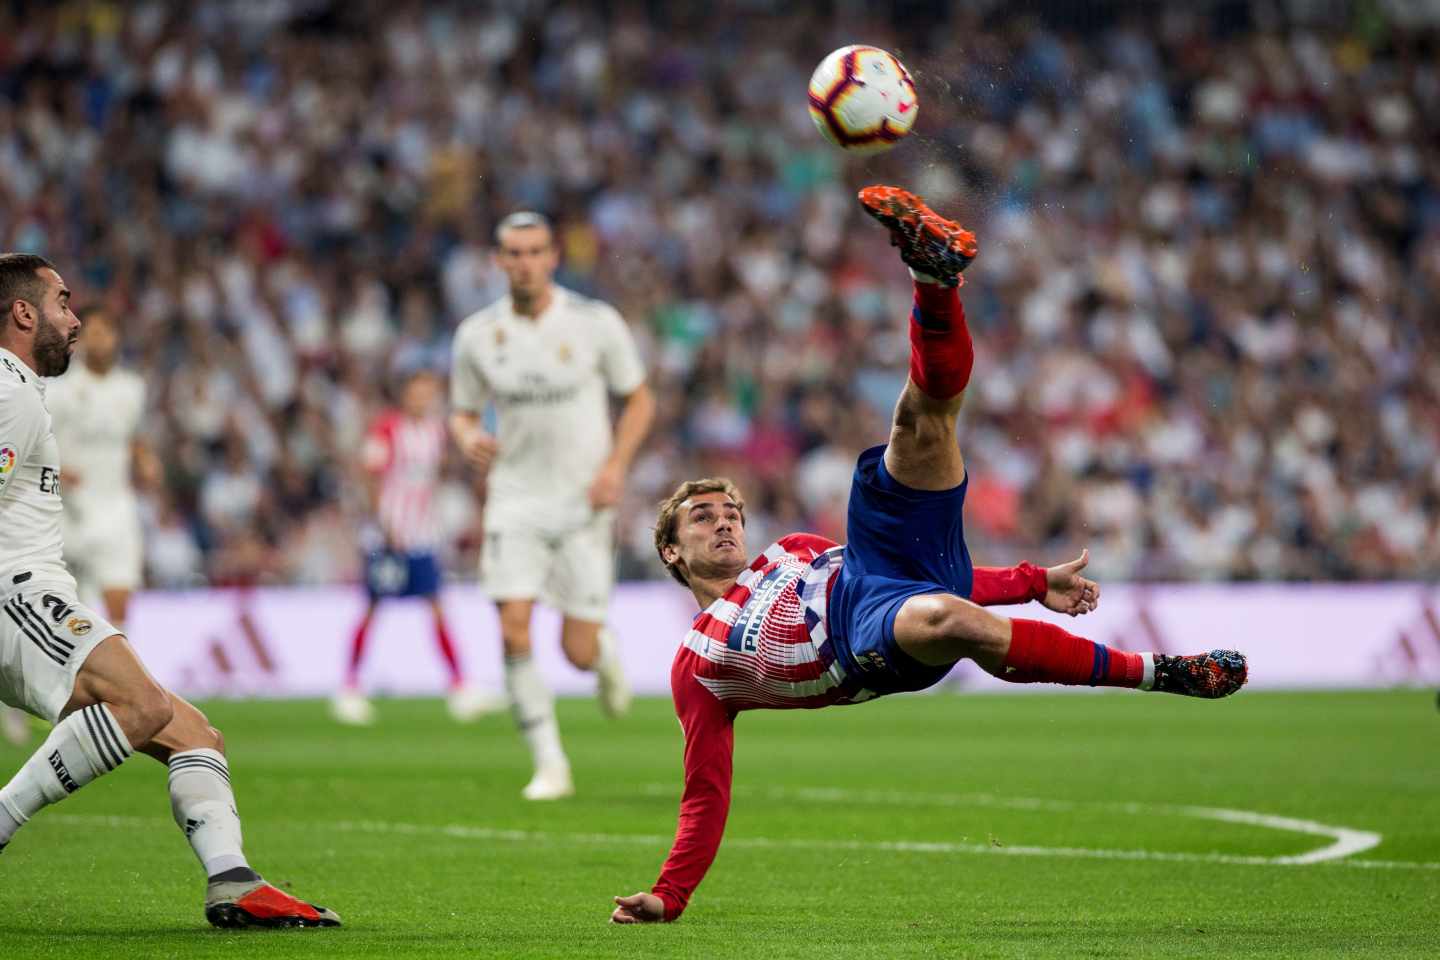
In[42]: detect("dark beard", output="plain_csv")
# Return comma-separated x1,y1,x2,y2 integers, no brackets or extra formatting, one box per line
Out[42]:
32,314,72,377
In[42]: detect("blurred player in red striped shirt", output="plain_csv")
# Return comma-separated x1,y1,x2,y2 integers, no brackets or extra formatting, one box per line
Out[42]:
611,187,1248,924
331,369,499,725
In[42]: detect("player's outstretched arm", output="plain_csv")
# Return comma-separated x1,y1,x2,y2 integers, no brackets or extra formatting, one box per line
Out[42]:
610,667,735,923
969,550,1100,617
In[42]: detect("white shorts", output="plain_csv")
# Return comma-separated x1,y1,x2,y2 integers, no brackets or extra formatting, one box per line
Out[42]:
480,512,615,623
0,579,117,723
64,508,143,592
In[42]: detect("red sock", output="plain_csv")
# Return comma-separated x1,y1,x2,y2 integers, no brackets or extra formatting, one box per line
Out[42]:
1002,619,1145,688
909,281,974,400
433,612,464,687
345,607,375,687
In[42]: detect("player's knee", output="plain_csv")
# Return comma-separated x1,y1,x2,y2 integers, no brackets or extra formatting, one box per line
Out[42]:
129,682,174,744
903,595,994,659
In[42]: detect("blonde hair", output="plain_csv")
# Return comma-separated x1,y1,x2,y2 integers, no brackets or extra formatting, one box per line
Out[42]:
653,477,746,586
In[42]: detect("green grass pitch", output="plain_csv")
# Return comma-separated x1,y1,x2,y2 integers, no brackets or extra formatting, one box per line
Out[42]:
2,690,1437,958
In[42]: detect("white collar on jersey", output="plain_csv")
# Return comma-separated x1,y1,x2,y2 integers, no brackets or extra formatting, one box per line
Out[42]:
0,345,45,394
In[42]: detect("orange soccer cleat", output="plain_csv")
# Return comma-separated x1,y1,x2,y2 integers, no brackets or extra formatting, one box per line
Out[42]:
205,878,342,929
858,185,978,286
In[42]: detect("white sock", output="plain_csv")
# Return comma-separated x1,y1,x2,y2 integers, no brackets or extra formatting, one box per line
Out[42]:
908,267,942,284
504,656,567,772
1139,654,1157,691
0,704,133,844
596,628,619,673
168,748,250,878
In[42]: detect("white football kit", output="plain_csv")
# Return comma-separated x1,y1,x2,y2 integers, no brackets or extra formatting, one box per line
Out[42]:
451,286,645,622
0,348,116,723
46,363,146,593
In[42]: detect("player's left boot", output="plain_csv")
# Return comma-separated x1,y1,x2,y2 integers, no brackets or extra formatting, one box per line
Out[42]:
446,684,508,723
205,878,342,929
1151,650,1248,699
858,185,978,286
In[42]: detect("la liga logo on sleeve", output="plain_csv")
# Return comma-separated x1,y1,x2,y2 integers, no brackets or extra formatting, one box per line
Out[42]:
0,443,16,477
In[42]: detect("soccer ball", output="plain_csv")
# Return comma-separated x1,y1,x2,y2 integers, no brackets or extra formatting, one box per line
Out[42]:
807,45,918,155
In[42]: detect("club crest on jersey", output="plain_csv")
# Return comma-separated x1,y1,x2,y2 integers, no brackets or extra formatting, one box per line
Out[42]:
493,329,506,346
557,343,572,364
67,617,92,637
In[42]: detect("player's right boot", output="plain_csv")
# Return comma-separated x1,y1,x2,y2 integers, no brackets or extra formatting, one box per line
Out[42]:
858,185,978,286
522,762,575,801
205,878,342,929
1151,650,1248,699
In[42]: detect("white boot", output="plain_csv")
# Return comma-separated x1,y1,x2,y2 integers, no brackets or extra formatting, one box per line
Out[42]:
329,688,375,726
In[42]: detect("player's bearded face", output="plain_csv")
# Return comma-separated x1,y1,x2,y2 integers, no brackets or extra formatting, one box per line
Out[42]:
32,303,77,377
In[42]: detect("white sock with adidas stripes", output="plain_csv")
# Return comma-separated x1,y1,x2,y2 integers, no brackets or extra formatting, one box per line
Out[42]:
504,655,568,773
0,703,133,845
168,748,252,879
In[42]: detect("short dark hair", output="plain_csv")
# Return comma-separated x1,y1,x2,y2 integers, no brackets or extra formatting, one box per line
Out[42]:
0,253,56,325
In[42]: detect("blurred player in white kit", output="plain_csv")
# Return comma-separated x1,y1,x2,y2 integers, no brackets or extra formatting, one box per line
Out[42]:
2,307,149,746
450,212,655,800
46,307,150,625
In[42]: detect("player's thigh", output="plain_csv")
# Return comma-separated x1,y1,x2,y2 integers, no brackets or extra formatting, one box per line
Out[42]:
66,632,172,732
883,381,966,492
827,571,956,695
480,527,551,607
843,445,973,594
547,513,614,625
139,692,223,762
892,592,1010,669
1,582,123,724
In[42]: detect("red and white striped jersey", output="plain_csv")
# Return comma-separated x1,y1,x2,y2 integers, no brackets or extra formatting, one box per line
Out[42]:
362,411,446,551
677,533,874,711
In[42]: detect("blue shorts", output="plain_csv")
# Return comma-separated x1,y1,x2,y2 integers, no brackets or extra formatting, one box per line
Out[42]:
829,445,973,695
364,550,441,599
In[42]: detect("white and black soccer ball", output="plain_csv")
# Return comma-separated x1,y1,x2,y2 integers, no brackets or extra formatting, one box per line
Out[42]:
807,45,919,156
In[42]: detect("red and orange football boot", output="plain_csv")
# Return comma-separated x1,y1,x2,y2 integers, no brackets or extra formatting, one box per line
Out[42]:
205,878,342,929
858,185,978,286
1152,650,1248,699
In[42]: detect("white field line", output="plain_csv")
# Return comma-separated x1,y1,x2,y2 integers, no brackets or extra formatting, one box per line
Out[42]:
643,783,1386,864
49,812,1437,872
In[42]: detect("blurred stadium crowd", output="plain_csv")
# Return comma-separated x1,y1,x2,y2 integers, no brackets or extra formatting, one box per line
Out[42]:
0,0,1436,586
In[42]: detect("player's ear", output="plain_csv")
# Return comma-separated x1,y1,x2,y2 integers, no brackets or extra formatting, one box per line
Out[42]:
661,542,680,566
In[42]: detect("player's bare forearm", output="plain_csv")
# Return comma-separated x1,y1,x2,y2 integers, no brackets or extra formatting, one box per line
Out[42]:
608,382,655,473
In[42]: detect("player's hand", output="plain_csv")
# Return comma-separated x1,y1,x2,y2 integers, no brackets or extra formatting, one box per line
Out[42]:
589,459,624,510
458,430,499,472
610,892,665,924
1042,549,1100,617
